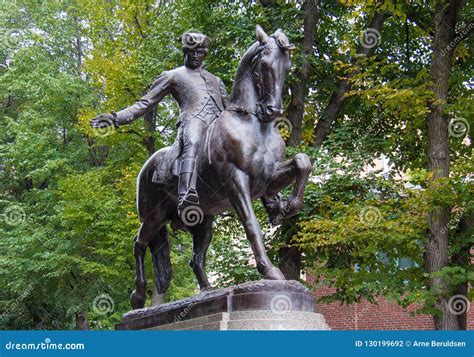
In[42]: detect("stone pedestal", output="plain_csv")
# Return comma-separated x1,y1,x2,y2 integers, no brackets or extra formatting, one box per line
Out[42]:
116,280,330,330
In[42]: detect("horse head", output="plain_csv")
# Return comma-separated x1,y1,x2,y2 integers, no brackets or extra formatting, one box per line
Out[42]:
253,25,294,122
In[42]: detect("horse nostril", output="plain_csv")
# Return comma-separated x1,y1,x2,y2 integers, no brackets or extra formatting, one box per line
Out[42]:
266,106,283,116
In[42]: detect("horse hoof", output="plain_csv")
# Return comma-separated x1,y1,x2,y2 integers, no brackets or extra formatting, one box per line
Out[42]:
263,266,286,280
130,290,146,310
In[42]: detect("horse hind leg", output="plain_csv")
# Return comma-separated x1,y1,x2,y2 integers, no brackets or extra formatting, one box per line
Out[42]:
130,229,148,309
149,226,172,295
188,216,213,290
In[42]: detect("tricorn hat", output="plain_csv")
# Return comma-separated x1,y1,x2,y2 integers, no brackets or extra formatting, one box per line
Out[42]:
181,32,211,50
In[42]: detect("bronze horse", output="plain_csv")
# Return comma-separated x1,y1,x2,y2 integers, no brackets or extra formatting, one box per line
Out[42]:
131,26,311,309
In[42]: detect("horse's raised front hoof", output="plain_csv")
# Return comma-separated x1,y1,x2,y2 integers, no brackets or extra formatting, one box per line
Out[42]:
281,197,302,220
263,266,286,280
267,197,302,226
130,290,146,310
200,285,214,292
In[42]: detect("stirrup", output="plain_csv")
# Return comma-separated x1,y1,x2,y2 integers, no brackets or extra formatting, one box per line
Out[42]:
182,188,199,205
177,189,199,215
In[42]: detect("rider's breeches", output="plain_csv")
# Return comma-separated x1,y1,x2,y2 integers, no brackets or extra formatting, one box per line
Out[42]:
178,117,208,197
178,98,222,199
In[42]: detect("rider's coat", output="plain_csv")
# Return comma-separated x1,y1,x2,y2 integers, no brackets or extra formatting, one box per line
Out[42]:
114,66,229,127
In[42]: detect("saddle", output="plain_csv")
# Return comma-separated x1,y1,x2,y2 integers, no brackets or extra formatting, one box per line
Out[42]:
151,116,217,184
151,140,181,184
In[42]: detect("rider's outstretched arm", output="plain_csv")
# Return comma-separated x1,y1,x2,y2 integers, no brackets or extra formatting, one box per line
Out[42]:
113,71,173,126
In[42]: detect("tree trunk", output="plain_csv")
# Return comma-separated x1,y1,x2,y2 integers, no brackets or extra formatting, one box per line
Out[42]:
425,0,463,330
278,218,302,280
75,311,90,330
278,0,318,279
287,0,319,146
312,9,385,147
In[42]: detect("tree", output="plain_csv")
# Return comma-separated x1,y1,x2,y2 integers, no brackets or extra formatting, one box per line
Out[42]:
424,0,468,330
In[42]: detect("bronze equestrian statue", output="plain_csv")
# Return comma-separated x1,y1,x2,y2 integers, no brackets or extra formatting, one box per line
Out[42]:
91,26,311,310
91,31,229,214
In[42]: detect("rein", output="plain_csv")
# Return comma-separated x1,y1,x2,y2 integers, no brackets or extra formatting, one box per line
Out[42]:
226,43,268,122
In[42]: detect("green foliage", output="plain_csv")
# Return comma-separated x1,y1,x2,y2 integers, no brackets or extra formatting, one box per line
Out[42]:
0,0,472,330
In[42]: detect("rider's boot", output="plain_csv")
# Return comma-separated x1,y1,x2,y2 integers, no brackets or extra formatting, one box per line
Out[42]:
177,157,199,215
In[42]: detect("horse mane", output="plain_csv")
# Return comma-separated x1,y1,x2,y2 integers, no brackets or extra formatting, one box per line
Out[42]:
230,33,293,104
230,42,261,103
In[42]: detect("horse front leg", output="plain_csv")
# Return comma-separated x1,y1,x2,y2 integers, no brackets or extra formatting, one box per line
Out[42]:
262,153,312,225
228,170,285,280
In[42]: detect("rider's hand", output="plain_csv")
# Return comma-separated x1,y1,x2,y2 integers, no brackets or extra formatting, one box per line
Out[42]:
90,113,118,128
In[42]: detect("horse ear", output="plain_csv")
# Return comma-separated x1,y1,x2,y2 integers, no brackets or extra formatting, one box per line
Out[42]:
256,25,269,44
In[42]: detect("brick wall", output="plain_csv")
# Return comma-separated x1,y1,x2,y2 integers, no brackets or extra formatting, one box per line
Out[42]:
314,285,473,330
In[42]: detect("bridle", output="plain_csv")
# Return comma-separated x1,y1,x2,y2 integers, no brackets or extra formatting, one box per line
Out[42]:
227,40,284,122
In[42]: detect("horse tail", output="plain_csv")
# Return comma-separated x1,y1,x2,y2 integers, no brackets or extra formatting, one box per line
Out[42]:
136,147,169,220
136,148,173,294
152,227,172,294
